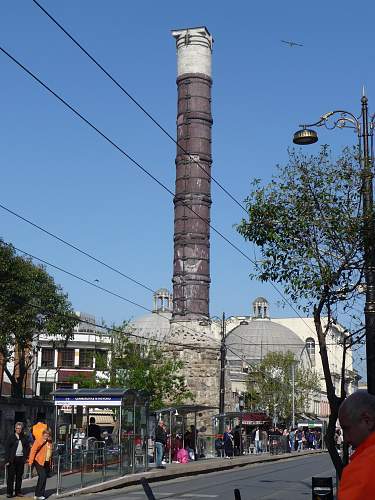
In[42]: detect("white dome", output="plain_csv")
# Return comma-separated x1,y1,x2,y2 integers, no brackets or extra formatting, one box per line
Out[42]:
131,311,171,342
226,319,304,361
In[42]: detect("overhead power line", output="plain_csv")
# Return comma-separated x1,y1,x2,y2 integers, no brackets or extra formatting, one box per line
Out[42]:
31,0,248,215
0,45,324,339
11,245,220,350
0,202,155,294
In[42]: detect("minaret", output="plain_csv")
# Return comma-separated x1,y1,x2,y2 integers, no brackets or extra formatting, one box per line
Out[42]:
171,27,213,322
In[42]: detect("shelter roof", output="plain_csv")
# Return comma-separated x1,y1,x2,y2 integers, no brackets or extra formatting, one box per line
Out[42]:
52,388,147,398
154,404,218,415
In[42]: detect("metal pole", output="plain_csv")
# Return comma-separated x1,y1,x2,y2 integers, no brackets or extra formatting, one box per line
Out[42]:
292,363,295,428
194,412,197,460
169,410,172,465
219,312,226,434
361,95,375,395
132,400,136,474
56,454,62,495
119,405,122,474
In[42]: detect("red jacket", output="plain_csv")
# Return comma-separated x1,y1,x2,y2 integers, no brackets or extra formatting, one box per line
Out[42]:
338,431,375,499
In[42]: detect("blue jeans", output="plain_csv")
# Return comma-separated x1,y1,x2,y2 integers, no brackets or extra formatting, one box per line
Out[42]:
155,442,164,466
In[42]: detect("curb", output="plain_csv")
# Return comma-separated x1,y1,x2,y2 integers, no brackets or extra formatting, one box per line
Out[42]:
53,450,326,498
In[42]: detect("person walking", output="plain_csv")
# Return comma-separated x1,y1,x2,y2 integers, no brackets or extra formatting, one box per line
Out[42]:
254,427,261,454
223,427,234,458
296,428,303,452
28,429,53,500
289,428,295,452
4,422,30,498
155,420,167,468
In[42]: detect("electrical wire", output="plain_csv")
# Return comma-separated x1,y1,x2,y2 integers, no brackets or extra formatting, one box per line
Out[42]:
11,245,220,350
31,0,248,215
0,203,155,294
0,45,361,348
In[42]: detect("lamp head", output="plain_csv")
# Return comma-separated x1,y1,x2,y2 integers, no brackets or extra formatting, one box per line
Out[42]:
293,128,318,145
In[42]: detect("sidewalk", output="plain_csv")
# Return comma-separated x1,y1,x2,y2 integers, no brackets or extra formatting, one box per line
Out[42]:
0,450,325,499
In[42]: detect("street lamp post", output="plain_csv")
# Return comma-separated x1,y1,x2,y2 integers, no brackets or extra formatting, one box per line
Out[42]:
293,94,375,395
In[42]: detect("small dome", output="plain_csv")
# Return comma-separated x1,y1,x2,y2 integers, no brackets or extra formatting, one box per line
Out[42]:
131,311,172,342
226,319,304,361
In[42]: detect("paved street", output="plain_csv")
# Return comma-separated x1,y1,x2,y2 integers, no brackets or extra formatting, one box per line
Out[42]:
77,454,335,500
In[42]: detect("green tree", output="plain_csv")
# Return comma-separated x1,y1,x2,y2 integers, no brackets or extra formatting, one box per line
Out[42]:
247,351,320,423
237,146,364,475
70,321,193,410
0,240,78,398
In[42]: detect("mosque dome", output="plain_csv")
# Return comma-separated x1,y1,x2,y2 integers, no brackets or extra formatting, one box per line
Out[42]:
130,288,172,341
131,310,171,342
226,317,304,361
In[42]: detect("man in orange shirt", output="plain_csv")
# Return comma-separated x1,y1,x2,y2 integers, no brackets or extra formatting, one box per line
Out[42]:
338,390,375,499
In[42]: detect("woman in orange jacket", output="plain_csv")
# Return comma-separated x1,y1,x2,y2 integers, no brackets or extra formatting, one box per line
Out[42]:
28,429,53,500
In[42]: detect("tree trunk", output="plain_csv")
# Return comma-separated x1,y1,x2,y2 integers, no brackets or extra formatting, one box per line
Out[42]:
313,305,344,477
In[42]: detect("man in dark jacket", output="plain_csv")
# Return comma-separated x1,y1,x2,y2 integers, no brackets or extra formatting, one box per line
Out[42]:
5,422,30,498
155,420,167,468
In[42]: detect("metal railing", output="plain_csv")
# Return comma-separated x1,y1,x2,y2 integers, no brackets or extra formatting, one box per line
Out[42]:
55,436,148,495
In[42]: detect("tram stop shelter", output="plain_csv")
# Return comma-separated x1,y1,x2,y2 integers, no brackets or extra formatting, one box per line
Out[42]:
52,388,149,450
213,411,271,434
153,405,218,462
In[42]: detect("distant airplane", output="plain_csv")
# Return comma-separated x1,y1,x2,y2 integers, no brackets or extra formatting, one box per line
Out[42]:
281,39,303,48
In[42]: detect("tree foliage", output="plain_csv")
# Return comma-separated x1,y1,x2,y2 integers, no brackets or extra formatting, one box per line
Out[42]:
0,240,78,398
247,351,320,423
70,321,193,410
237,146,364,475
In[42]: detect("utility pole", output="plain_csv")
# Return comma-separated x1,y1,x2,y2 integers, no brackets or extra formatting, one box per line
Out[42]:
219,312,226,433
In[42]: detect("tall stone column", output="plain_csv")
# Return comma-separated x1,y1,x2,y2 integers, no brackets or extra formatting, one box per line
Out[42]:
171,27,213,322
166,28,220,421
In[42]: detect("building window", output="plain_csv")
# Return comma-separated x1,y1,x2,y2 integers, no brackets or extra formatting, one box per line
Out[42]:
79,349,93,368
57,349,75,368
305,337,316,366
39,382,53,400
41,348,54,368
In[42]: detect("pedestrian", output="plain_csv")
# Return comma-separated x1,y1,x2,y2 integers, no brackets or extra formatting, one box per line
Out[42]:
223,427,234,458
155,420,167,468
87,417,102,441
28,429,53,500
296,428,303,452
254,427,261,454
233,425,241,456
337,390,375,499
289,428,295,452
4,422,30,498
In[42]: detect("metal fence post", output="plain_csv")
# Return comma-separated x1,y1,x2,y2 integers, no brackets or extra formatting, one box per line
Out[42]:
132,436,136,474
56,454,62,496
80,450,84,490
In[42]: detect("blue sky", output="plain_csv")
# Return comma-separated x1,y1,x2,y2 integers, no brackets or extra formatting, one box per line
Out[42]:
1,0,373,374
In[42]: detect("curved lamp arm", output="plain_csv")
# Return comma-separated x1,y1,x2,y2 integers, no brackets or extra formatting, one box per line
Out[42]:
299,110,360,133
